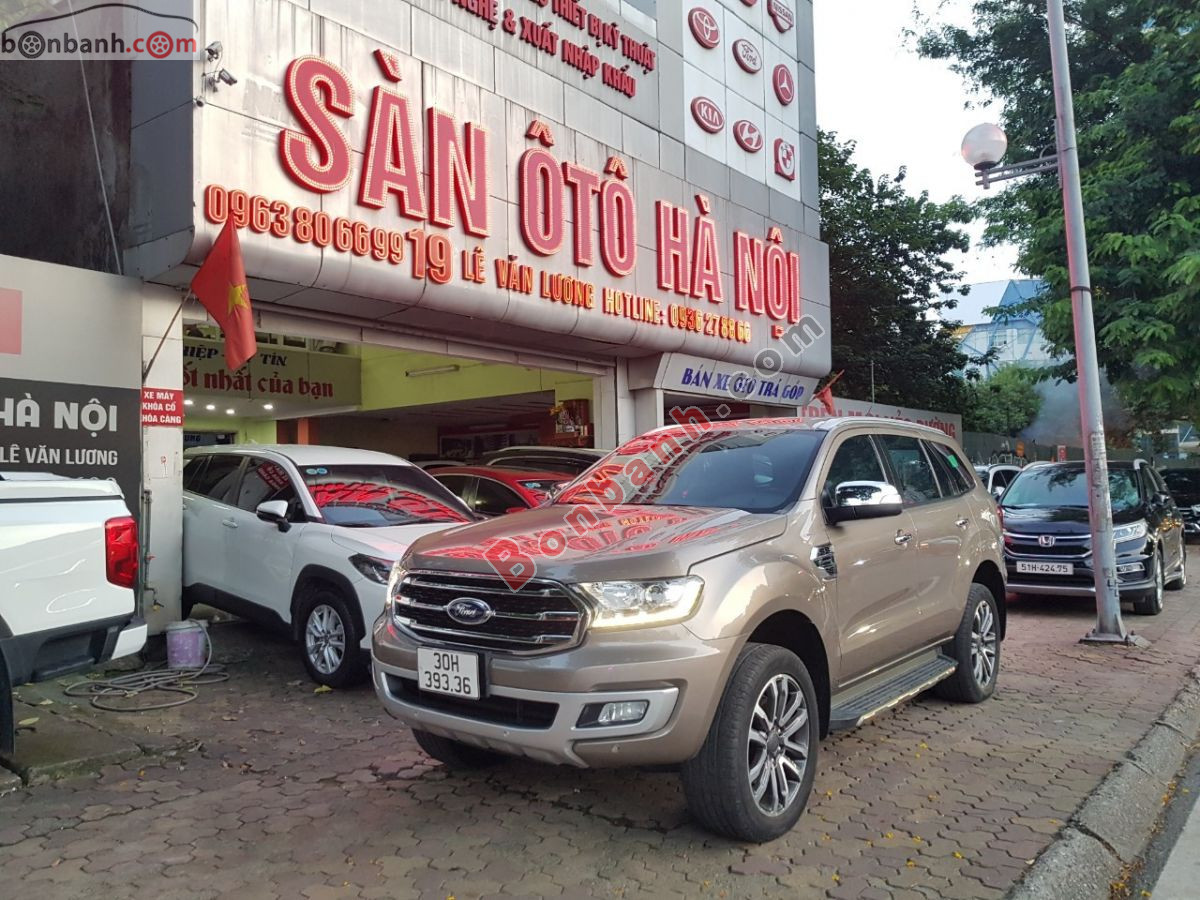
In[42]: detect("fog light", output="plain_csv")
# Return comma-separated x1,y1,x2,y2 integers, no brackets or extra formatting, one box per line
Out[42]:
1117,563,1143,575
578,700,649,728
598,701,647,725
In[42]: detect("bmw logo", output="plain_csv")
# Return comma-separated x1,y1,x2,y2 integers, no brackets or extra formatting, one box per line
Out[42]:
446,597,494,626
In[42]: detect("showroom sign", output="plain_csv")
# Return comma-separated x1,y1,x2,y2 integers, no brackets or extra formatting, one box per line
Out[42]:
183,339,362,406
203,50,807,345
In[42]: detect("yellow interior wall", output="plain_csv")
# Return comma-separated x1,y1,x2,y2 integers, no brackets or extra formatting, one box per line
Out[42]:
184,414,275,444
359,348,593,411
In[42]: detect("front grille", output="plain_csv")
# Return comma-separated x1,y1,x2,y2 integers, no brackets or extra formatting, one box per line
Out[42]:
394,571,586,654
1004,532,1091,559
387,674,557,728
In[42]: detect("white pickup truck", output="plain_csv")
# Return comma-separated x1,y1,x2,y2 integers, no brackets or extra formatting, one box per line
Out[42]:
0,474,146,755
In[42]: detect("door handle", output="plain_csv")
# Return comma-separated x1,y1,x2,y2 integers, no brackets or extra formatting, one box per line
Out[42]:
955,517,970,529
221,518,239,529
894,530,913,546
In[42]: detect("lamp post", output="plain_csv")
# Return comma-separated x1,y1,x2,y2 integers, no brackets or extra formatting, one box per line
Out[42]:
960,0,1134,644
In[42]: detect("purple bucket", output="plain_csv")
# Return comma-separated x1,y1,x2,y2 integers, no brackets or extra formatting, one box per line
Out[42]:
166,620,206,669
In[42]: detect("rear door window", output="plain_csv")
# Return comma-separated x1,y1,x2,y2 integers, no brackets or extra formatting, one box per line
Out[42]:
473,478,525,516
877,434,942,506
190,455,244,504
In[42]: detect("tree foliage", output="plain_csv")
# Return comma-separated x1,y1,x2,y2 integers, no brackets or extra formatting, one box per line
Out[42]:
962,365,1043,435
819,131,977,412
918,2,1200,426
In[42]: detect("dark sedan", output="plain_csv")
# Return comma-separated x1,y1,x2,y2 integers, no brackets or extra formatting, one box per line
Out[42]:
429,466,571,517
1000,460,1187,615
1162,468,1200,540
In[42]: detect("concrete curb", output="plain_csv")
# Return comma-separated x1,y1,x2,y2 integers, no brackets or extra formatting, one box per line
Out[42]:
1008,665,1200,900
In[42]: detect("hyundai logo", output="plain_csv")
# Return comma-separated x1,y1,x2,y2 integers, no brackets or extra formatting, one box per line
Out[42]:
446,597,494,626
1038,534,1056,548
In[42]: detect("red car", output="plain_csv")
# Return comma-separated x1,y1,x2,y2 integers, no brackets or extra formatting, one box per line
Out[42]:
429,466,572,517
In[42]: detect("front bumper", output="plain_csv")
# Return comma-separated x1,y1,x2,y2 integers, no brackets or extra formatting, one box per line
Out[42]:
371,616,737,767
1004,548,1155,598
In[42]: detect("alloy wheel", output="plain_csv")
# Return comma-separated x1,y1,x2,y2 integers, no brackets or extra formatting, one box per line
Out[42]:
970,600,998,687
747,674,810,816
305,604,347,675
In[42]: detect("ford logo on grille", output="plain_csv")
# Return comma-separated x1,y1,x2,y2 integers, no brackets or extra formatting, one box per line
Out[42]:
446,597,494,626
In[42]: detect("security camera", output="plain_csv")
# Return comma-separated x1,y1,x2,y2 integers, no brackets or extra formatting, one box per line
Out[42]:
217,68,237,86
204,41,222,62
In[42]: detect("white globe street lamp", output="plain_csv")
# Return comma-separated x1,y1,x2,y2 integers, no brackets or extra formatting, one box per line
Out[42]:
961,123,1008,170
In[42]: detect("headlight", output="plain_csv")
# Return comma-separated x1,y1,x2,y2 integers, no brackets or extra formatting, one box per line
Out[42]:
574,576,704,630
383,562,407,617
350,554,394,585
1112,521,1148,543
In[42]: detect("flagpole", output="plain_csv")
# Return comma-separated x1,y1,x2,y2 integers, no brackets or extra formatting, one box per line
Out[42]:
142,290,191,384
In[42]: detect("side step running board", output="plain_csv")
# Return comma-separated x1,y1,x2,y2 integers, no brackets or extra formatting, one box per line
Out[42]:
828,653,957,731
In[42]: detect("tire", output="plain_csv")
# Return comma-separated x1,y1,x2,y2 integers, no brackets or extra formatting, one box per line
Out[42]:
297,586,367,687
681,643,819,843
934,583,1000,704
1132,549,1165,615
1166,542,1187,591
412,729,507,769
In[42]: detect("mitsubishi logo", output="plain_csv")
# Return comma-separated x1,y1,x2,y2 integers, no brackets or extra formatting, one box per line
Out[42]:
1038,534,1056,548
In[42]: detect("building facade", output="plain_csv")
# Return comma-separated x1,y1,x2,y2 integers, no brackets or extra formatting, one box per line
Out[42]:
1,0,829,628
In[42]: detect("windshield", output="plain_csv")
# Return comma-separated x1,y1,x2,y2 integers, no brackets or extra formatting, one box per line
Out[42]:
1163,470,1200,495
299,465,473,527
555,427,825,514
1002,467,1142,514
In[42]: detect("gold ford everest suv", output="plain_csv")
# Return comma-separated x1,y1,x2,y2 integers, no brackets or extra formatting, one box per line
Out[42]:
372,417,1006,841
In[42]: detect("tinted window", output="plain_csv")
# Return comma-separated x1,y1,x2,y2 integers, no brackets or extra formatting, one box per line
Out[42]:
299,464,473,527
474,478,525,516
991,469,1015,490
1163,470,1200,496
1003,466,1143,514
925,441,973,495
237,459,298,513
822,436,888,505
877,434,941,506
433,474,473,502
190,455,243,503
183,456,208,491
557,427,825,514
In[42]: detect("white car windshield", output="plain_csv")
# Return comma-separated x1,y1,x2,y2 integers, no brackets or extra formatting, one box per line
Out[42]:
300,465,473,527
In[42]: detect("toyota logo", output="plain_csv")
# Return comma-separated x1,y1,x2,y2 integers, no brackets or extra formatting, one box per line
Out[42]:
1038,534,1056,548
691,96,725,134
734,120,763,153
768,0,795,33
732,39,762,73
773,64,795,106
445,597,494,626
688,8,721,49
774,138,796,180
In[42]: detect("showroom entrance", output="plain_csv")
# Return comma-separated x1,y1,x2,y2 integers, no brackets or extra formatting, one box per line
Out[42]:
180,321,601,461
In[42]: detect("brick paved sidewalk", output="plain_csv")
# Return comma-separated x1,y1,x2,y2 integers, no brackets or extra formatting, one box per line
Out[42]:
2,578,1198,900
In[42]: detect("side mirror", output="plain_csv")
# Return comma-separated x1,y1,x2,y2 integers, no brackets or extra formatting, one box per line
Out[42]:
1154,492,1172,507
992,486,1006,501
825,481,904,524
256,499,292,532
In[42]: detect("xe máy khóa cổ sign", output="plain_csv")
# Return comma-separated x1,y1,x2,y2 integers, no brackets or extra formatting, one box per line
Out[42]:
183,339,362,406
197,46,817,365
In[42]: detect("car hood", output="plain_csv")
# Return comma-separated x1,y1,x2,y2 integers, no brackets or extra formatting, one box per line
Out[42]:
1000,505,1145,534
403,503,788,583
328,522,460,561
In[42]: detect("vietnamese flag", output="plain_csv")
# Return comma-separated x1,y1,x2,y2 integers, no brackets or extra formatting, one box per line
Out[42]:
813,370,844,416
191,221,256,372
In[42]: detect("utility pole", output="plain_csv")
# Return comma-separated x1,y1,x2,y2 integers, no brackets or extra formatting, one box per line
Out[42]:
1046,0,1129,642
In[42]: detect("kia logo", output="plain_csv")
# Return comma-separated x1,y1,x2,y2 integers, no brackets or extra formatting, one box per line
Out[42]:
768,0,795,33
774,138,796,180
732,38,761,73
773,64,795,106
1038,534,1056,548
691,97,725,134
445,597,494,626
688,8,721,49
734,120,763,153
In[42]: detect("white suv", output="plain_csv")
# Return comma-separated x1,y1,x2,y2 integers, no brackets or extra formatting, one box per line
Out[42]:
182,445,475,685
